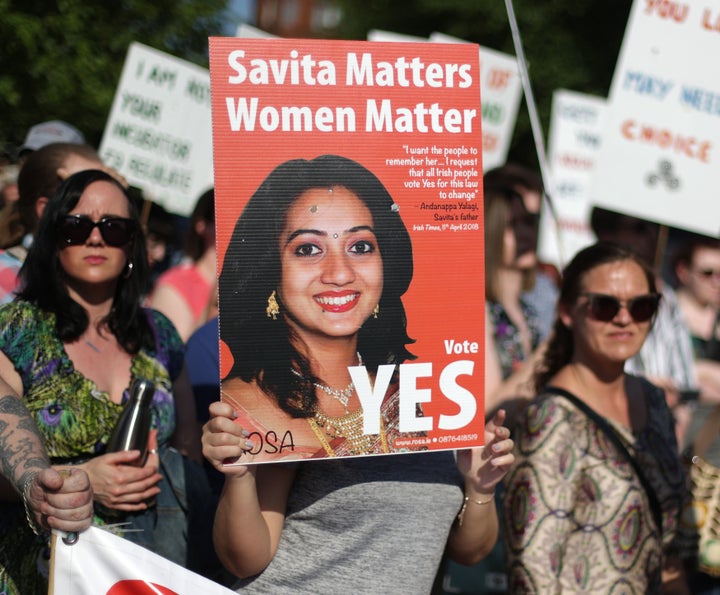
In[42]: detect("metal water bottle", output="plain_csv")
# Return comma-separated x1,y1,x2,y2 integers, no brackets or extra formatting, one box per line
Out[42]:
107,378,155,466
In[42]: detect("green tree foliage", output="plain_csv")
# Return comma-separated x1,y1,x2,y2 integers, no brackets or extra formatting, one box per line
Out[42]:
0,0,226,148
335,0,632,167
1,0,632,168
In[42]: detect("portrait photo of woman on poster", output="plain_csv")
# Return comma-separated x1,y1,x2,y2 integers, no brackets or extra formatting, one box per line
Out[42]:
217,154,429,462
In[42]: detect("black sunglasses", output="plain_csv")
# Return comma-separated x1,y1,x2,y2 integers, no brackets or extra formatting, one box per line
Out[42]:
58,215,136,248
697,268,720,280
580,292,661,323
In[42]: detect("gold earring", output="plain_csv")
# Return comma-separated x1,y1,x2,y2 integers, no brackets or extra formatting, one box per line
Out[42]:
266,290,280,320
372,304,380,319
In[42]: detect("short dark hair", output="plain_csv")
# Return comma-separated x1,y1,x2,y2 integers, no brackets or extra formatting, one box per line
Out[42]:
672,234,720,277
589,206,661,268
219,155,415,417
1,143,103,249
18,169,152,353
17,143,102,233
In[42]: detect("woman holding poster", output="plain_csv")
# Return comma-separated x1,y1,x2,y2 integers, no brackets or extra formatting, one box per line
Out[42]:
204,402,514,592
217,154,427,462
502,242,688,593
203,154,515,592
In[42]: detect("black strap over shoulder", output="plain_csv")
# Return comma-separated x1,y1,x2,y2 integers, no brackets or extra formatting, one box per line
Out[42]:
545,385,664,537
704,309,720,362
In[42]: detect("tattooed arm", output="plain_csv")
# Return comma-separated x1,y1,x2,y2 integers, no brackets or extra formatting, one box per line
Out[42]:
0,387,93,534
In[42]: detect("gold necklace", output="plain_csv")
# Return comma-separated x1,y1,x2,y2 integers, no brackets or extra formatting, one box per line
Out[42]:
290,352,363,413
308,409,389,456
307,418,336,456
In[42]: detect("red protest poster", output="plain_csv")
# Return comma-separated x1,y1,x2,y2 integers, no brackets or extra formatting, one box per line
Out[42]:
209,37,485,463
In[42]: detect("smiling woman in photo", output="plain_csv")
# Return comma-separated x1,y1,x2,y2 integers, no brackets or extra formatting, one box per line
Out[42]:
216,154,420,461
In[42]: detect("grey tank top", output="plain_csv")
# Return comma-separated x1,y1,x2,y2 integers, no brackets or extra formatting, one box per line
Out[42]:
234,450,464,594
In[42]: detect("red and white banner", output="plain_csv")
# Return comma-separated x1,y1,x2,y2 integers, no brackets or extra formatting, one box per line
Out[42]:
50,527,235,595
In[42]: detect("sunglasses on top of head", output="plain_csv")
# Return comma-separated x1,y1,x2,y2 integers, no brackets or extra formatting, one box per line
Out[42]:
580,292,661,323
58,215,136,248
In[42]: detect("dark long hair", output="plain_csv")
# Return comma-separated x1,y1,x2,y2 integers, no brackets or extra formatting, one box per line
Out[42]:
534,242,657,391
219,155,415,418
17,169,153,353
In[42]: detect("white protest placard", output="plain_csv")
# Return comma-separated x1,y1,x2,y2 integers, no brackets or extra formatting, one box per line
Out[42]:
590,0,720,237
539,89,605,268
430,32,522,172
99,42,213,217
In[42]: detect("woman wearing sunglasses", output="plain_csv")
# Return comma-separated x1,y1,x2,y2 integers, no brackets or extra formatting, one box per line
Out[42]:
0,170,204,594
502,242,689,594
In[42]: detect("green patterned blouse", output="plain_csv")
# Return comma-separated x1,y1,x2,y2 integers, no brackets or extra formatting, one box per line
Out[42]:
0,300,184,595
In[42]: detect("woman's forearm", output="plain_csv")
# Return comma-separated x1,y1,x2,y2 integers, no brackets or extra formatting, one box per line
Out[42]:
214,464,295,578
0,392,50,495
214,473,273,577
445,490,499,565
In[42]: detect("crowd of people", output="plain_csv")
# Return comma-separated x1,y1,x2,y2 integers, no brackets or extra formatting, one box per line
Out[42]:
0,120,717,594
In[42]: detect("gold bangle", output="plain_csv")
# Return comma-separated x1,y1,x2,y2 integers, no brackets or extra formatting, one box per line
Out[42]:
467,495,494,506
457,494,494,527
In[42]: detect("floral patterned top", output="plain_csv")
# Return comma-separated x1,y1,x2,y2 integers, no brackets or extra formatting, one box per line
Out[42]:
488,300,542,379
502,378,685,594
0,301,184,595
